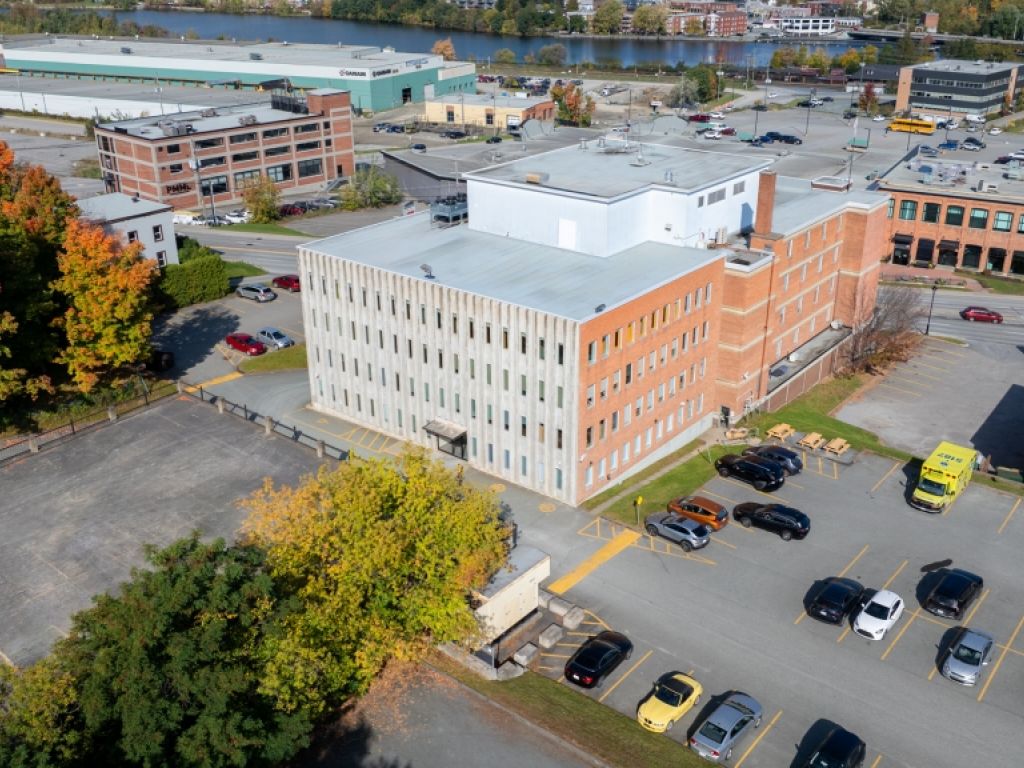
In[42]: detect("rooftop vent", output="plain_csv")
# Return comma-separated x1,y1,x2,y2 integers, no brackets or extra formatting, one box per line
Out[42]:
664,170,675,184
579,139,588,150
200,108,217,118
249,52,263,60
524,172,548,185
238,114,257,126
594,303,606,313
420,263,435,279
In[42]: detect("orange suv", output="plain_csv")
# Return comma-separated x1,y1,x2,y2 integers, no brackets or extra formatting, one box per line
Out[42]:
666,495,728,531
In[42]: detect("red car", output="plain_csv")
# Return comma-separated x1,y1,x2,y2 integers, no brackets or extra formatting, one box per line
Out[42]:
225,333,267,356
272,274,301,292
960,306,1003,323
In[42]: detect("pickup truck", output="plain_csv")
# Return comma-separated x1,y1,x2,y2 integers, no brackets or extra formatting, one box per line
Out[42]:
938,140,960,151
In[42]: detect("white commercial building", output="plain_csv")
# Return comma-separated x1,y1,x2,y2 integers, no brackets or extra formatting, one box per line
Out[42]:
77,192,179,266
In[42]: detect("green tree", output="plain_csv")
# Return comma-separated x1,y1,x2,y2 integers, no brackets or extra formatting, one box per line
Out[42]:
537,43,567,66
156,255,230,310
493,47,517,64
242,175,281,223
0,656,82,767
339,167,403,211
689,64,719,103
666,75,699,108
631,4,667,35
242,449,510,716
52,220,157,393
52,535,312,766
859,81,880,114
807,47,831,73
591,0,623,34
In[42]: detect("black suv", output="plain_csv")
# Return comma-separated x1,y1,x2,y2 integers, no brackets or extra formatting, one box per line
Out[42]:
764,131,784,141
779,134,803,144
800,726,866,768
732,503,810,540
807,578,865,625
743,444,803,475
715,454,785,491
923,568,984,619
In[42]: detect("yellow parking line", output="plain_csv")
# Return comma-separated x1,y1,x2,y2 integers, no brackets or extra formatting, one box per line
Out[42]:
184,371,243,392
578,518,601,538
881,560,908,590
998,498,1021,534
996,644,1024,658
838,544,870,578
941,497,957,517
547,530,641,595
734,709,782,768
832,461,839,480
722,478,792,504
870,755,883,768
598,650,652,703
817,456,824,475
904,367,943,381
928,665,939,681
877,382,918,396
566,631,593,637
978,614,1024,703
910,358,950,372
538,665,562,671
890,375,932,388
881,607,921,661
915,612,949,629
837,627,851,644
924,343,965,357
963,589,990,626
871,461,902,493
701,489,741,506
584,611,610,629
711,535,737,549
539,653,573,659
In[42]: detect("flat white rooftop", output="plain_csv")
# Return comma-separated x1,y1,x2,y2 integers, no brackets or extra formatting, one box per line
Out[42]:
96,100,313,138
304,212,723,322
432,93,552,108
909,59,1019,76
466,140,772,199
77,192,170,221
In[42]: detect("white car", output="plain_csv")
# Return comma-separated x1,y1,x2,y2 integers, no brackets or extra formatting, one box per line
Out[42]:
767,92,778,99
853,590,904,640
708,111,725,119
703,131,721,140
872,115,886,122
172,211,202,225
989,127,1003,135
224,209,251,224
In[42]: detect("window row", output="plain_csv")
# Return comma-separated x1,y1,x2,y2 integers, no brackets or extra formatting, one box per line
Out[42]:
891,198,1023,232
585,284,713,365
583,395,705,488
586,333,708,408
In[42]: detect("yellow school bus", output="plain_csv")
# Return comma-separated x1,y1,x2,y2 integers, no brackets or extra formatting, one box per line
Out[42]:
889,118,936,135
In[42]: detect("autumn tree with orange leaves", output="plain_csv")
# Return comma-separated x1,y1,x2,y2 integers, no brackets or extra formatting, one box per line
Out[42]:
550,81,595,127
52,220,157,394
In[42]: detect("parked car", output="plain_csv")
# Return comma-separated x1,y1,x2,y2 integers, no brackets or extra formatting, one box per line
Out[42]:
778,134,803,144
689,692,762,763
938,140,960,151
764,131,784,141
718,126,737,136
703,131,722,140
843,109,858,119
989,126,1003,135
714,454,785,491
752,103,768,111
386,124,406,133
643,512,711,552
962,140,983,151
807,577,865,625
923,568,984,619
732,503,810,540
255,327,295,350
637,672,703,733
373,122,391,132
146,347,175,373
964,136,986,148
411,143,427,153
271,274,301,292
821,95,834,102
485,135,503,143
440,130,467,139
872,114,886,122
995,155,1013,164
666,495,728,531
743,445,803,475
960,306,1003,323
688,113,712,123
853,589,904,640
708,111,725,119
235,283,277,302
223,209,251,224
196,215,228,227
942,627,994,686
797,100,815,108
799,726,866,768
564,630,633,689
767,91,778,99
172,210,202,225
308,197,338,209
919,145,939,157
278,203,303,217
225,333,266,356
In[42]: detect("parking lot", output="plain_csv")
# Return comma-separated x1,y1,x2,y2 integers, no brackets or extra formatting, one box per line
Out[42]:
541,449,1024,767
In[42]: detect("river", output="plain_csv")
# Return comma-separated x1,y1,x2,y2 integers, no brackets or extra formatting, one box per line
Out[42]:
111,9,867,68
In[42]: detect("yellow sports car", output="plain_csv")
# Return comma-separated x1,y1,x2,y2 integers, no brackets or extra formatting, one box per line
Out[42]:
637,672,703,733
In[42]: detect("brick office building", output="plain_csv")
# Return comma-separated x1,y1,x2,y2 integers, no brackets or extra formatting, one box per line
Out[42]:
298,143,888,504
895,59,1021,119
95,90,354,212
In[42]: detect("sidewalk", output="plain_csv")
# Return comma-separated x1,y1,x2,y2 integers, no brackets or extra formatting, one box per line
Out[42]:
879,263,985,291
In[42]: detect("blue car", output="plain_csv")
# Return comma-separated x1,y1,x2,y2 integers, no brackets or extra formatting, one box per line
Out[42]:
938,140,959,151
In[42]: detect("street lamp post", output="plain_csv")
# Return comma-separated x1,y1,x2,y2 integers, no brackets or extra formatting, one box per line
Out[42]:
853,62,865,108
924,284,939,335
805,91,813,135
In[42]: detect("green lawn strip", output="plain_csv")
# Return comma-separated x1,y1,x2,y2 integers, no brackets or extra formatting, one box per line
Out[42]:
428,653,701,768
602,445,734,527
239,344,308,374
224,222,309,237
955,270,1024,295
222,260,266,279
581,438,705,511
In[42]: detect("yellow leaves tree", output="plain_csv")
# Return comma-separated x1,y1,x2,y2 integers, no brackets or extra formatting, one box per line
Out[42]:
242,448,509,715
1,164,79,244
551,81,596,127
241,175,281,223
431,37,457,61
52,220,157,394
0,657,83,764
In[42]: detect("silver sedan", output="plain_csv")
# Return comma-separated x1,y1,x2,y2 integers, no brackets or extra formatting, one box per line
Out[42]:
643,512,710,552
942,628,994,686
255,327,295,349
689,692,763,763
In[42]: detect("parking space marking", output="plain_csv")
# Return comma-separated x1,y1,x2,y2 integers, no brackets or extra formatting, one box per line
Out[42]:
978,614,1024,703
185,371,243,392
582,610,610,630
547,529,641,595
998,498,1021,534
876,382,919,397
701,489,742,506
721,478,794,504
889,374,932,388
799,545,868,626
710,535,737,549
924,343,965,357
881,607,921,661
734,709,782,768
871,462,901,493
903,366,943,382
908,358,950,373
597,649,652,703
963,589,990,626
635,535,717,566
941,497,957,517
881,559,908,590
837,627,851,644
869,755,883,768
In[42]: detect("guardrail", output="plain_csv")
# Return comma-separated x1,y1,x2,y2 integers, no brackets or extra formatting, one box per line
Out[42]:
178,381,348,462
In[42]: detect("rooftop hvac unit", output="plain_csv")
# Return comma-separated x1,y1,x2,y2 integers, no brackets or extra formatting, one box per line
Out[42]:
715,226,728,244
249,52,263,60
830,320,843,330
238,114,257,126
200,108,217,118
524,172,548,185
788,351,803,363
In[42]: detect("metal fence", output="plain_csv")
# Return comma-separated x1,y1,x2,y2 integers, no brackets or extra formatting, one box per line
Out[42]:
0,381,176,466
178,381,348,462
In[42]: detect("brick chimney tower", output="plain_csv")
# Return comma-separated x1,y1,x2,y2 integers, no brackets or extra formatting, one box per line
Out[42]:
754,170,777,236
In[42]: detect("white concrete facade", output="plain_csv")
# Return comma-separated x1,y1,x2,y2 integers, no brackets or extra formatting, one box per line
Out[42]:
300,247,583,503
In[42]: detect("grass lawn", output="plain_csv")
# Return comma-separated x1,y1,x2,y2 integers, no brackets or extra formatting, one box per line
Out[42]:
955,270,1024,295
239,344,307,374
581,438,705,511
225,222,309,237
222,260,266,279
429,653,702,768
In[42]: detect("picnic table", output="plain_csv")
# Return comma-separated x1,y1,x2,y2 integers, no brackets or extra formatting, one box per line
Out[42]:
767,423,795,441
798,432,827,451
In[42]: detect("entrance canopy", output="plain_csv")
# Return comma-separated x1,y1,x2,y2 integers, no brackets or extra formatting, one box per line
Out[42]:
424,419,467,458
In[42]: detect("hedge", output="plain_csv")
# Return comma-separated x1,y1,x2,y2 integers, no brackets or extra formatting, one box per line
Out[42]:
156,254,230,309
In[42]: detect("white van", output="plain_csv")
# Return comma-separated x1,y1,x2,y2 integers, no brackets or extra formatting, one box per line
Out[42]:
964,114,985,124
707,121,729,133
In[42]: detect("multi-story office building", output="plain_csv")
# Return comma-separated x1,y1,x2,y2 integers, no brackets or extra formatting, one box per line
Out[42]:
94,90,354,211
877,152,1024,275
300,141,888,504
896,60,1021,119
